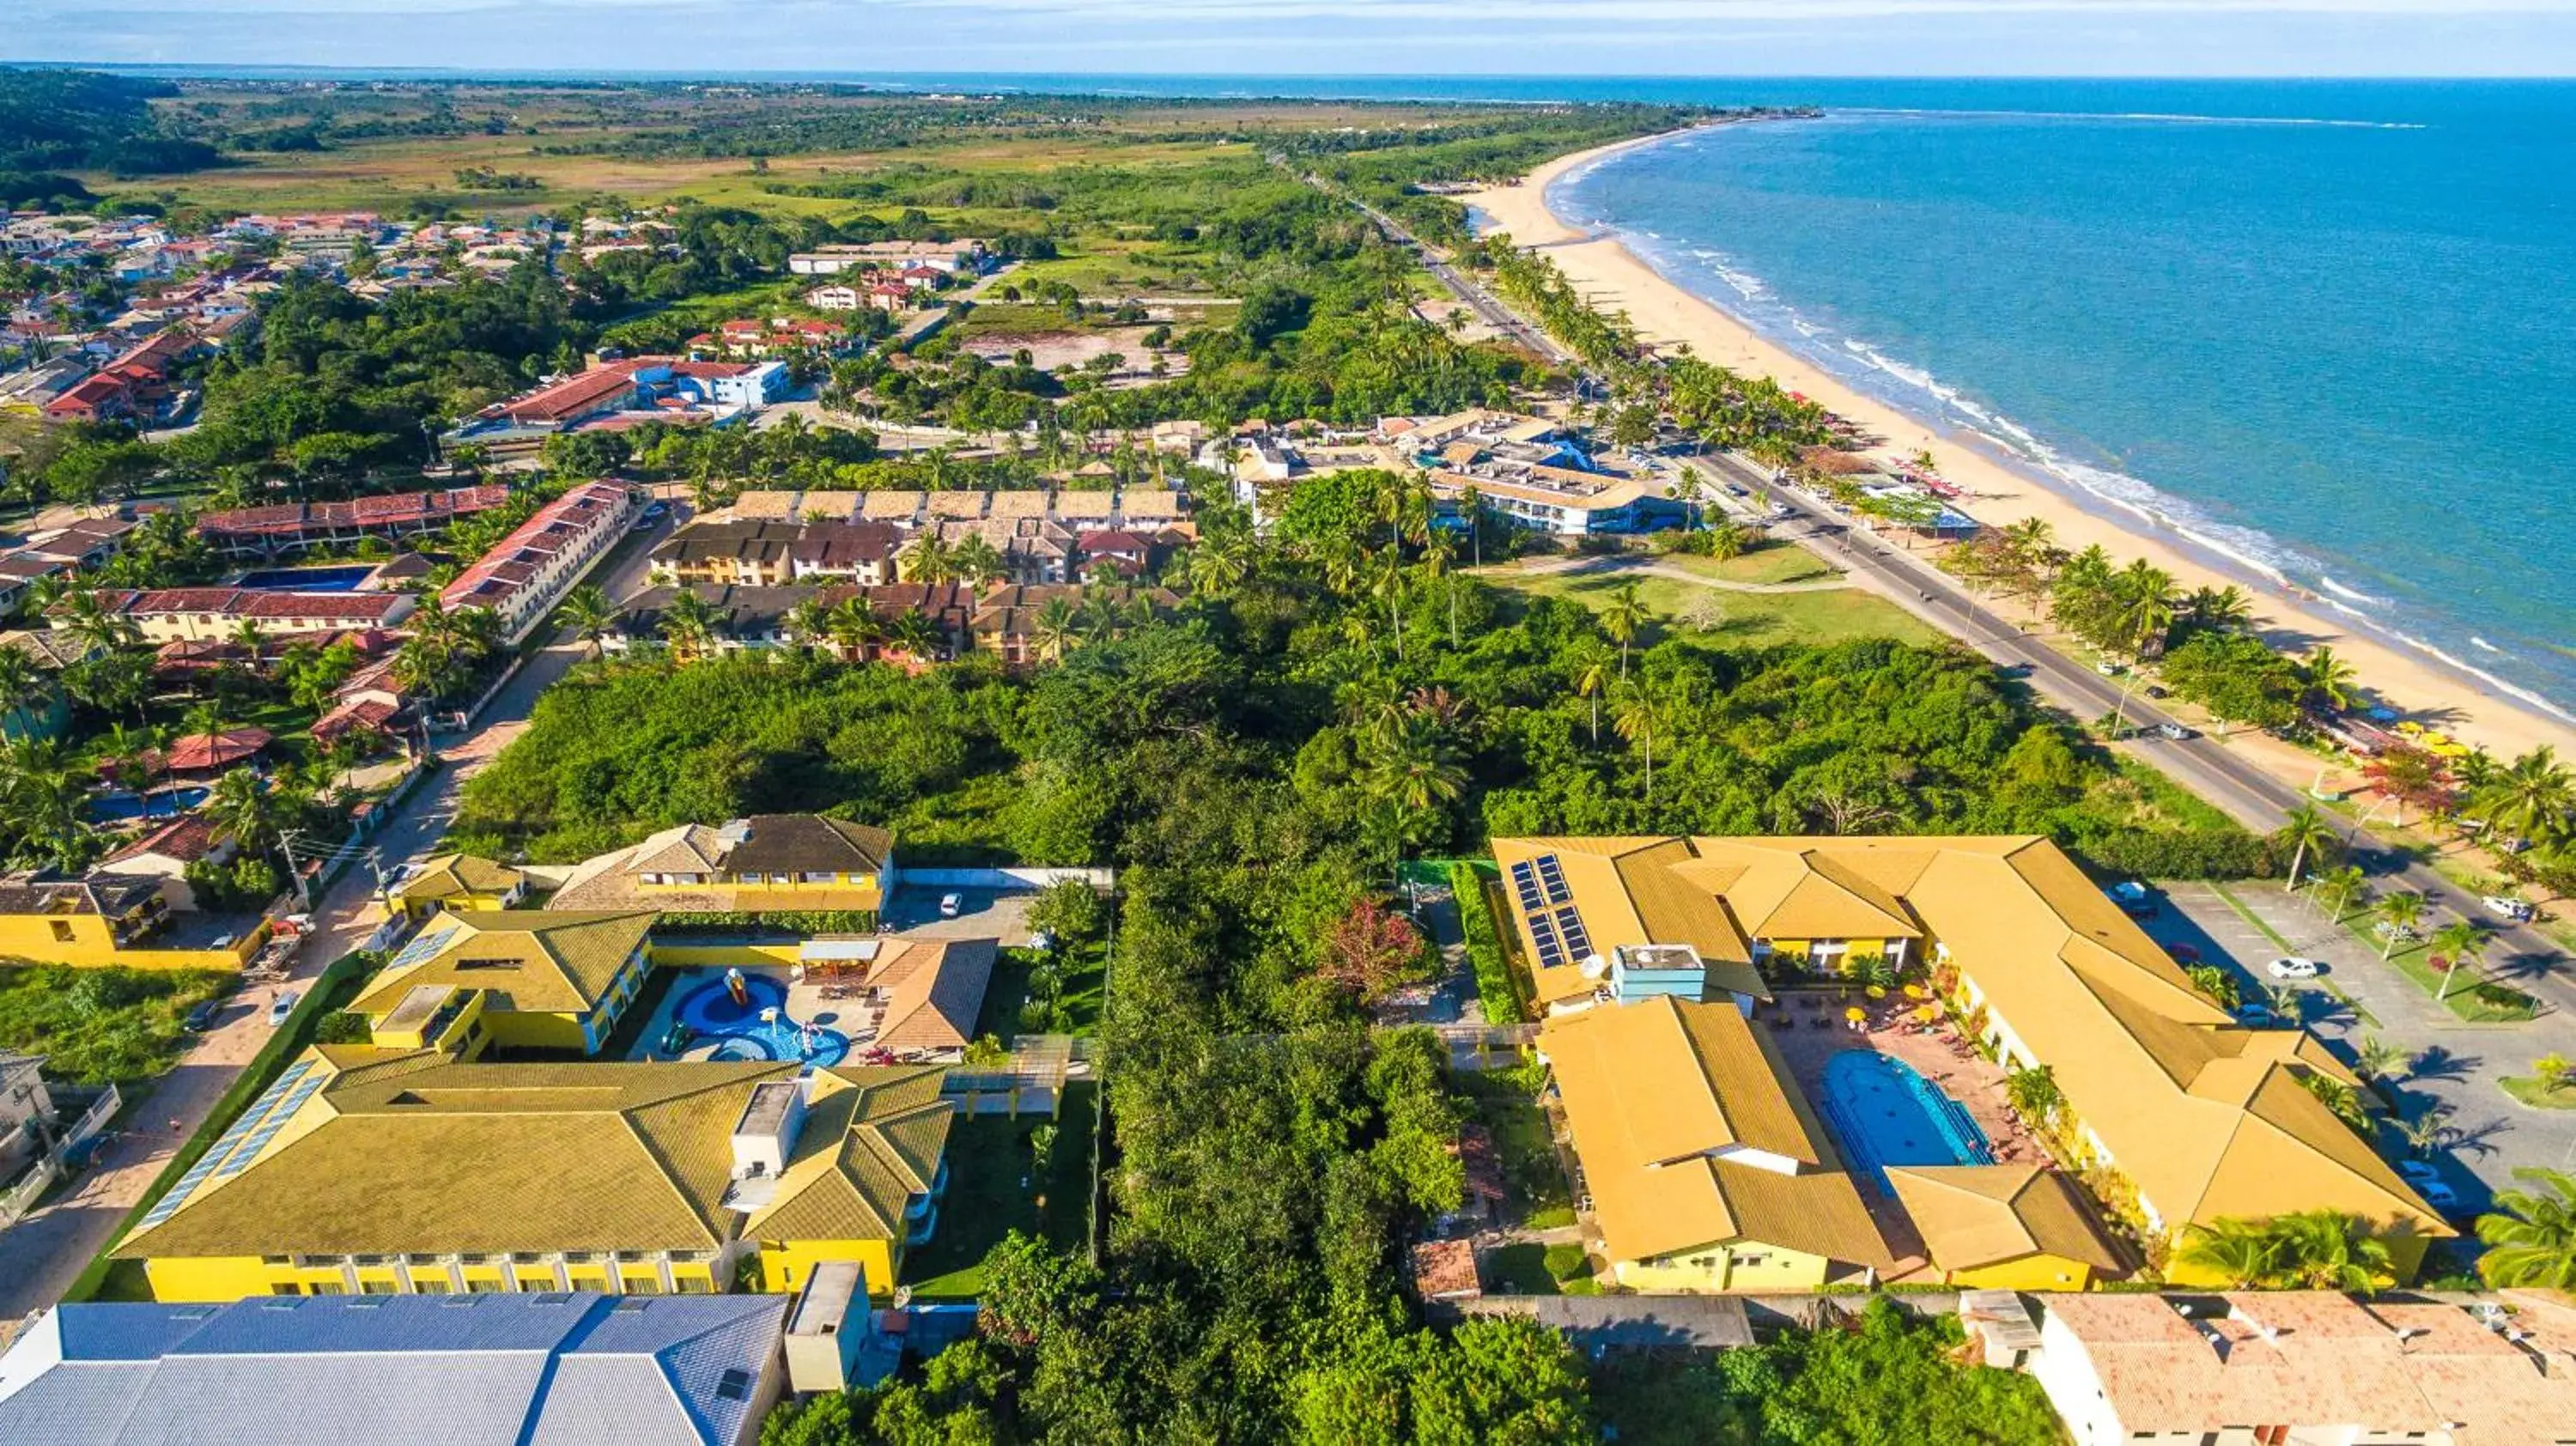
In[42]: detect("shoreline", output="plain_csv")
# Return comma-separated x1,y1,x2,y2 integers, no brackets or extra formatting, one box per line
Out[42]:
1462,132,2576,767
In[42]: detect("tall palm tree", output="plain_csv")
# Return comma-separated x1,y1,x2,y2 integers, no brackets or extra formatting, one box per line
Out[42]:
902,532,957,586
1613,685,1662,803
1367,551,1408,659
2275,804,2339,892
558,584,617,659
658,591,720,660
2429,919,2487,1003
2477,1168,2576,1289
885,609,940,664
1420,527,1460,648
1571,645,1612,745
784,597,835,653
1601,580,1649,681
1188,532,1251,602
2474,745,2575,847
826,596,883,663
2375,890,2427,960
1362,715,1467,817
1031,596,1080,663
228,619,267,659
2313,864,2369,922
2301,646,2362,713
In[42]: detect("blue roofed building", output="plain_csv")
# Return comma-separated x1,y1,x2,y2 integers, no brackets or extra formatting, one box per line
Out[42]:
0,1291,789,1445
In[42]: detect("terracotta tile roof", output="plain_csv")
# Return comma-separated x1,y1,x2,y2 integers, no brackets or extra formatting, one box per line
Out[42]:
870,939,996,1055
1409,1240,1481,1300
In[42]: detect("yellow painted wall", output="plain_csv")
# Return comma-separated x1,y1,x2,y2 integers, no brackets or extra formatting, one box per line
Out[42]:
479,1008,592,1053
0,914,262,969
758,1238,897,1299
648,941,804,969
139,1255,272,1303
1946,1254,2098,1292
399,892,515,923
1610,1242,1837,1293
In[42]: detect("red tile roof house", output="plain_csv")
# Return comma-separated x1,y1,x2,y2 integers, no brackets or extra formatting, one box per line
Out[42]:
197,485,512,558
40,371,135,423
440,481,640,645
1074,529,1157,579
60,588,416,645
100,817,237,912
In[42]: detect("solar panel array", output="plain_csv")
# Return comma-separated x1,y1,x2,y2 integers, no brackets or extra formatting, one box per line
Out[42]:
388,921,461,973
137,1061,318,1230
1508,854,1591,972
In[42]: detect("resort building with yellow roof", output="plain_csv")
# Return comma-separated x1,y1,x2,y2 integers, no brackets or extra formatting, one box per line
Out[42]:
349,909,658,1056
1495,835,2451,1290
1886,1163,2123,1291
112,1046,953,1305
389,852,531,922
1539,993,1892,1292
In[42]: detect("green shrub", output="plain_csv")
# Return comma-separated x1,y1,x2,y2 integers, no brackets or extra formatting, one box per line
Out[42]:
1449,862,1526,1024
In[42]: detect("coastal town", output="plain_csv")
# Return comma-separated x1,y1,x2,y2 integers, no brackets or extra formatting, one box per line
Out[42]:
1,69,2574,1445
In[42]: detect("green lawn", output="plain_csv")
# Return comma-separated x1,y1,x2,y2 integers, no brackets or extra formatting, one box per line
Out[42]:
2501,1075,2576,1110
1488,563,1941,650
976,945,1107,1040
1456,1072,1576,1230
902,1083,1097,1299
0,965,231,1085
1486,1242,1599,1296
1660,540,1841,586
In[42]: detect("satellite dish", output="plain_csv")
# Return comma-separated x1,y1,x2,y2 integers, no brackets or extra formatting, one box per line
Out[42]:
1579,953,1608,980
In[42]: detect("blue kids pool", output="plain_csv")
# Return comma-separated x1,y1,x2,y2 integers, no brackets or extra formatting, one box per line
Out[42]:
1818,1048,1993,1191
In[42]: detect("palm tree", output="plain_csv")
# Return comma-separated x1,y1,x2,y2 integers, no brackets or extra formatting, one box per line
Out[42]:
2300,646,2362,713
558,584,617,659
826,596,883,663
2396,1104,2453,1161
1188,532,1251,602
2375,891,2427,960
1366,550,1408,659
1420,527,1460,648
2275,804,2339,893
1031,596,1080,663
1613,685,1662,803
207,766,290,872
1362,715,1467,817
2266,1210,2393,1291
658,590,720,660
1701,519,1749,562
2476,1169,2576,1289
2356,1034,2412,1084
1601,580,1649,680
885,610,939,664
902,532,957,586
2185,584,2252,633
2003,1065,2063,1127
2428,919,2487,1003
784,597,835,653
0,648,45,739
2313,864,2369,922
2473,745,2575,848
1571,645,1612,745
228,619,267,659
2176,1217,2278,1288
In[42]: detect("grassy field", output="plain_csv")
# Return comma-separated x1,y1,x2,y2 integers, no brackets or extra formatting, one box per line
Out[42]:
976,945,1108,1040
0,965,231,1085
2501,1074,2576,1110
1456,1071,1575,1231
902,1083,1097,1299
1658,539,1843,587
1486,1241,1600,1296
1485,560,1943,650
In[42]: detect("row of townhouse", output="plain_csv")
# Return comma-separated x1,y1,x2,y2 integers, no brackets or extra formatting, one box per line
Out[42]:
787,240,993,276
440,481,642,645
606,580,1176,666
0,515,136,617
689,317,854,358
53,585,416,644
38,326,206,424
652,513,1184,590
195,483,514,557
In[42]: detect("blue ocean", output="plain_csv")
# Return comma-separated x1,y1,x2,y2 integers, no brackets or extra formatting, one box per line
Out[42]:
1537,80,2576,721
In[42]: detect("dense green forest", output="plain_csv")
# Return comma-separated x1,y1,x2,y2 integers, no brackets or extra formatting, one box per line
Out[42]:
0,67,216,183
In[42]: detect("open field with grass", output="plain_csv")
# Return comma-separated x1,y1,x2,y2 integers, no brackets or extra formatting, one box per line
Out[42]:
0,965,231,1085
1659,539,1843,586
1485,557,1944,650
902,1084,1097,1299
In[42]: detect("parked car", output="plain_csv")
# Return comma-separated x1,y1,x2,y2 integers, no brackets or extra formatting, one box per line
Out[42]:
184,999,223,1032
938,891,963,919
2397,1160,2460,1210
2107,880,2158,918
2154,722,2195,741
2093,659,2127,677
2231,1003,2281,1028
2483,894,2537,923
2144,684,2170,700
2265,957,2324,980
266,991,300,1027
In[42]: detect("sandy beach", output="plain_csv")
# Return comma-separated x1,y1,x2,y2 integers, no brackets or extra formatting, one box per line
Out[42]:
1463,134,2576,767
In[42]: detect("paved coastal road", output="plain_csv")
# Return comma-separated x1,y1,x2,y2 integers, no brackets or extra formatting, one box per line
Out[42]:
1321,176,2569,1014
0,498,682,1326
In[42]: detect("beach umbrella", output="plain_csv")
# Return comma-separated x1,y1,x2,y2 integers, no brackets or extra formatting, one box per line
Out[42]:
1902,984,1928,1000
1911,1006,1936,1025
1844,1006,1867,1023
1865,985,1887,999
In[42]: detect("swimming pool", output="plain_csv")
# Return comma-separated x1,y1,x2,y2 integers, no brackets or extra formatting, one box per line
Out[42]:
232,564,377,592
88,786,210,823
659,969,850,1067
1818,1049,1992,1191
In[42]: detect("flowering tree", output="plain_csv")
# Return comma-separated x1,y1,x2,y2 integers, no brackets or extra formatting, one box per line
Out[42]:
1318,897,1427,1003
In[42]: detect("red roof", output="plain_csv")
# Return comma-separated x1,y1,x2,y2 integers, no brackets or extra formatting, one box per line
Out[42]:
106,816,222,866
202,485,511,538
313,696,400,742
440,481,632,614
159,726,272,772
500,362,642,423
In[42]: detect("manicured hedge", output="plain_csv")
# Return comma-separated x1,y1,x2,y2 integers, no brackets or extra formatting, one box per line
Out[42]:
1450,862,1528,1024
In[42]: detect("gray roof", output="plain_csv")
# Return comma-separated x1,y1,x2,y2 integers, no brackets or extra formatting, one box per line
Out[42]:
1459,1295,1756,1352
0,1293,788,1446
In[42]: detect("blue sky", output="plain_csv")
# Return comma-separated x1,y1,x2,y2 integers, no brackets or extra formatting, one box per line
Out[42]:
20,2,2576,76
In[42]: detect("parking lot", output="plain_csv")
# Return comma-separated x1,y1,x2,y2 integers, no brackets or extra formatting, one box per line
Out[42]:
2149,879,2576,1219
880,885,1040,945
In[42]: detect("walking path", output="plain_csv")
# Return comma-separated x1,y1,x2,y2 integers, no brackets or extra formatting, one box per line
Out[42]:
0,504,678,1324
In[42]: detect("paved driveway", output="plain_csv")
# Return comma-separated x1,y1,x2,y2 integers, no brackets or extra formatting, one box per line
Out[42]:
880,887,1037,945
2157,881,2576,1218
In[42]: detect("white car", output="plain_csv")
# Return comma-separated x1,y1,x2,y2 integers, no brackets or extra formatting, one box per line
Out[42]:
938,891,963,919
2265,957,2324,980
2154,722,2195,741
2397,1160,2460,1209
266,991,300,1027
2483,894,2536,923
